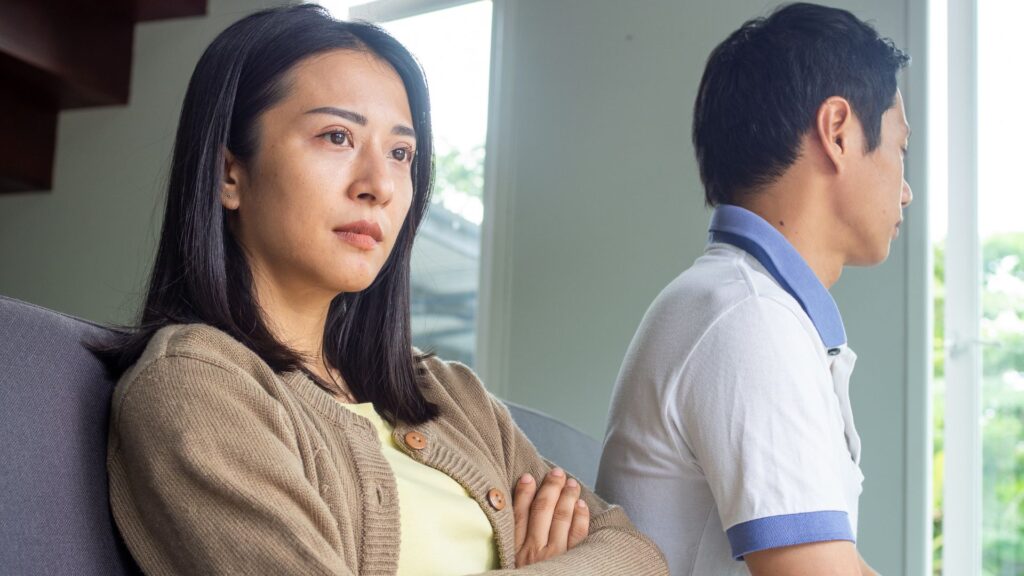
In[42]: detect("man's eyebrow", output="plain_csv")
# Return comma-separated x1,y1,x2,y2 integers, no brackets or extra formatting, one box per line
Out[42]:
304,107,367,125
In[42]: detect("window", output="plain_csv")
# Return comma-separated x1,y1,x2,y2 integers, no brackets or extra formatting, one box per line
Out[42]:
933,1,1024,574
317,0,493,367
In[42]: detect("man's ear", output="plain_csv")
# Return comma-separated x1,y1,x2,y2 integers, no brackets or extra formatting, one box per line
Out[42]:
815,96,854,174
221,148,243,211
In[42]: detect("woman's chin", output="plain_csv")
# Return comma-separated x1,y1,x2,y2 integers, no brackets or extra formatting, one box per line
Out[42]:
322,256,385,293
327,272,380,295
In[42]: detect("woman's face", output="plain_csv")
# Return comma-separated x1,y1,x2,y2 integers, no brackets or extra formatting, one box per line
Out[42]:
223,49,416,300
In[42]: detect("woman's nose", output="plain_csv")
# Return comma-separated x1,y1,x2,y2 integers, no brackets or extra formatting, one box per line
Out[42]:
347,149,394,205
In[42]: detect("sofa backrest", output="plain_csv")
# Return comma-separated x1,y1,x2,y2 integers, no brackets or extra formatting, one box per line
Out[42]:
504,401,601,486
0,295,140,575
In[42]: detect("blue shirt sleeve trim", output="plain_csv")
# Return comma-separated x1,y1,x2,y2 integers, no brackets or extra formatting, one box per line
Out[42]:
726,510,855,560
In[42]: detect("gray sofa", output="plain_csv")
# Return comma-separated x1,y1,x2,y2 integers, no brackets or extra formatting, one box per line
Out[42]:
0,294,599,574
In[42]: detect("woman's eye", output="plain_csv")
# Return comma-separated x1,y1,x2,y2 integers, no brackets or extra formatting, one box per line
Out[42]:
391,147,413,162
323,131,350,146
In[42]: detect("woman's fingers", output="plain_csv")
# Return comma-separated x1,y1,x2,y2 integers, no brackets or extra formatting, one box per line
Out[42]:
567,497,590,549
546,476,582,550
525,468,567,548
514,468,589,567
513,473,536,551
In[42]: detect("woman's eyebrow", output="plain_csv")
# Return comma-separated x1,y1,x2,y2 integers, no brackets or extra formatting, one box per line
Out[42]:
305,106,367,125
305,106,414,138
392,125,415,137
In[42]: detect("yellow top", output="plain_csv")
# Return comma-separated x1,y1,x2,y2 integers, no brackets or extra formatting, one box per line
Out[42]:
341,402,498,575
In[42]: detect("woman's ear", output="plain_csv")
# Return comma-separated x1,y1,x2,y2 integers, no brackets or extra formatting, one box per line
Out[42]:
815,96,854,174
221,148,243,211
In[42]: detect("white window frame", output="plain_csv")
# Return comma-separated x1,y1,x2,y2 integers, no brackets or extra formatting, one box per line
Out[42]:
942,0,983,573
348,0,479,22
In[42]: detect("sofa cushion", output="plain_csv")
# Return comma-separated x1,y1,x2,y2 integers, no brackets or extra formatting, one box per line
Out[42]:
0,295,139,575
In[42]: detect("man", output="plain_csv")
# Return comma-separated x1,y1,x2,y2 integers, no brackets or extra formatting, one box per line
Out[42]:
596,3,911,575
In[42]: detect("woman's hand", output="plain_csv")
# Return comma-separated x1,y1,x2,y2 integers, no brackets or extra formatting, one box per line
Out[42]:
512,468,590,567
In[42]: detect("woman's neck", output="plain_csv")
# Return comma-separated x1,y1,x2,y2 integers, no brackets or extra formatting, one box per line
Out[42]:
250,267,334,371
246,266,359,402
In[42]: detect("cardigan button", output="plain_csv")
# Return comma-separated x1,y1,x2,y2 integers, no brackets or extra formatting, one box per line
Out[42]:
404,431,428,451
487,488,507,511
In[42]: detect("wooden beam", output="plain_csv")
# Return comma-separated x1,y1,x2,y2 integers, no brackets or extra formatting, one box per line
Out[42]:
0,0,208,193
0,90,57,193
0,1,133,108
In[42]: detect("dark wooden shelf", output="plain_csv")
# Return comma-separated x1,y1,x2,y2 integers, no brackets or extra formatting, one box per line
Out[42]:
0,0,207,193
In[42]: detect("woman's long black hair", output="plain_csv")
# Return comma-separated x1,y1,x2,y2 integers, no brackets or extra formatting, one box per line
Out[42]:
95,4,438,424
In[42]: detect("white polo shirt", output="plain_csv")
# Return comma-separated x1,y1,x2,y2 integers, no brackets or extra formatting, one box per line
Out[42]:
597,204,863,576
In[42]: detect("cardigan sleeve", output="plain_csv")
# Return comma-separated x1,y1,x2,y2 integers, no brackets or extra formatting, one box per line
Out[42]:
107,355,355,576
441,364,669,575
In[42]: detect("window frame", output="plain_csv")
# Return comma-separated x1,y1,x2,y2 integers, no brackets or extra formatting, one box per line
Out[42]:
348,0,480,21
940,0,983,573
904,0,933,573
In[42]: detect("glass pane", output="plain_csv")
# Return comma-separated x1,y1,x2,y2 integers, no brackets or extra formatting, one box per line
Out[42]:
978,2,1024,574
318,1,492,366
380,2,492,367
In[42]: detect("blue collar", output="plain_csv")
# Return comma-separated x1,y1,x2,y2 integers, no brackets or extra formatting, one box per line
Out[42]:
708,204,847,352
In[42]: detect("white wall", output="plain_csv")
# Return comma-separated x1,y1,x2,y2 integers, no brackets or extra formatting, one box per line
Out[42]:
479,1,928,574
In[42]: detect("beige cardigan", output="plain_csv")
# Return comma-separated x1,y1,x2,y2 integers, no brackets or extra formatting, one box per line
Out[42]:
107,324,667,575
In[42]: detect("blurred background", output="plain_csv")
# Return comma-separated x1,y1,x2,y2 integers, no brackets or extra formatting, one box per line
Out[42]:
0,0,1020,574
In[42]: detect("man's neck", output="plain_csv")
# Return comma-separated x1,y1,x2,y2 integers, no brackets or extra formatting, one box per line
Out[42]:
740,180,845,289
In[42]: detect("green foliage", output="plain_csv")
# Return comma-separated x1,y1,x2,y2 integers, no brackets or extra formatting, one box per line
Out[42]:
935,242,946,379
933,233,1024,575
433,145,485,201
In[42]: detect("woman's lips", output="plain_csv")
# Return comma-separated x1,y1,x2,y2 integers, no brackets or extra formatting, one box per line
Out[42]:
334,220,383,251
335,230,378,250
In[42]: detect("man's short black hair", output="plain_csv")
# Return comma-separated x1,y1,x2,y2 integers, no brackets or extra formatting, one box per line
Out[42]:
692,2,910,206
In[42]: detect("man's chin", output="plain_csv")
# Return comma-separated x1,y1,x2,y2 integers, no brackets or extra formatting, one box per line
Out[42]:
848,245,892,267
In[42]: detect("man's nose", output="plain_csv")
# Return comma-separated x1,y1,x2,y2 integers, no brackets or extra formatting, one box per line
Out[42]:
901,180,913,208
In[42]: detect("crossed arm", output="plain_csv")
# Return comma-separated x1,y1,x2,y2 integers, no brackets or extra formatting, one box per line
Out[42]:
110,354,667,575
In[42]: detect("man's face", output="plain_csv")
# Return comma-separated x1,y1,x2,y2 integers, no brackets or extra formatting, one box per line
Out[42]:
839,89,913,266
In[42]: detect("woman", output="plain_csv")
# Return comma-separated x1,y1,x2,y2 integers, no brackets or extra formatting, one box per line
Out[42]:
99,4,666,575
